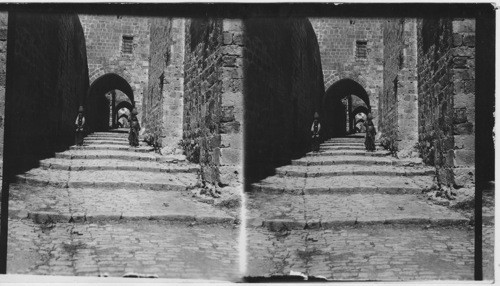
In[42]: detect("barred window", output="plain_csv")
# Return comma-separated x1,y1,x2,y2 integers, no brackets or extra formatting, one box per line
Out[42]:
122,36,133,54
356,40,367,59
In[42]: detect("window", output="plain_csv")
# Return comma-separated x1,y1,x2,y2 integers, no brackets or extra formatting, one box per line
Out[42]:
356,41,367,59
122,36,133,54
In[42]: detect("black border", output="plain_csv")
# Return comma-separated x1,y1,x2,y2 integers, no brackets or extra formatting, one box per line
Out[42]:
0,3,495,281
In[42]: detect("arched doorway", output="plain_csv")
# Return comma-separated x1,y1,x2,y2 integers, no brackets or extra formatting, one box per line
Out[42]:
323,79,370,139
86,73,134,132
116,101,133,128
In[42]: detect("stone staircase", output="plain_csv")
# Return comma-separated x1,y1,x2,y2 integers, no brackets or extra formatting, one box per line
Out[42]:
7,129,239,280
246,134,473,280
9,129,234,224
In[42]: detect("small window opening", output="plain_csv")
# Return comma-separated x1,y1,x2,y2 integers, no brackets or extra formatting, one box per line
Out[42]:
356,41,367,59
122,36,133,54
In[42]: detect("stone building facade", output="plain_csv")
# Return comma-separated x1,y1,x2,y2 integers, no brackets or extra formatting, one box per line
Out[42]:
310,18,384,134
4,12,88,175
79,15,150,130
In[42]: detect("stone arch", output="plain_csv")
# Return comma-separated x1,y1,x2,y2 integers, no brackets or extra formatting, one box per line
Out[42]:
86,73,134,132
323,78,371,138
351,105,369,119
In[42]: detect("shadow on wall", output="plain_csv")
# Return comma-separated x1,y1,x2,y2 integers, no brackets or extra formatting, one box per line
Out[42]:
4,12,88,176
243,17,324,185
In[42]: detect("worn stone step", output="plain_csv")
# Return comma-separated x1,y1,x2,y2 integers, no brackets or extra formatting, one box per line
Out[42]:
56,150,163,162
86,136,130,141
306,150,390,157
83,139,148,146
246,192,469,230
39,158,199,173
9,184,234,225
70,144,154,153
14,168,197,191
292,155,422,167
250,175,434,195
320,143,365,149
275,165,435,177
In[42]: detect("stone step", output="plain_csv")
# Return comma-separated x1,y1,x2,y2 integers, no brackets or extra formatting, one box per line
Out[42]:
70,144,154,153
306,150,391,157
83,139,148,146
275,165,435,178
14,168,197,191
292,155,422,167
89,131,129,136
9,184,234,225
86,135,130,141
320,143,365,148
39,158,199,173
250,175,434,195
246,192,469,230
56,150,163,162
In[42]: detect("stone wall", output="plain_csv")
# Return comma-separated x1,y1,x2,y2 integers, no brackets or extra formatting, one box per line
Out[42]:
310,18,384,128
145,17,185,152
450,19,475,187
5,12,88,175
416,18,475,187
79,15,149,124
244,18,324,183
183,18,243,187
381,18,419,157
0,12,7,167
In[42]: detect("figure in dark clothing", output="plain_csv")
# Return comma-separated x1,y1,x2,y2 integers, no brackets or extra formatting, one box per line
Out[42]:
75,106,85,146
129,108,140,147
364,113,376,152
311,112,321,152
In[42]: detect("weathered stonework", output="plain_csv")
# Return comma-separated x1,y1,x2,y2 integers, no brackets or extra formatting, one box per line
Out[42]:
244,18,324,183
5,13,88,174
182,19,243,187
416,18,475,187
451,19,475,188
145,17,185,152
79,15,150,125
0,12,7,167
381,18,419,157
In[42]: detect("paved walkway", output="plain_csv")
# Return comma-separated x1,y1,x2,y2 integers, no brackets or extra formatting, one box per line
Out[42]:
7,219,239,280
245,134,477,281
7,130,240,280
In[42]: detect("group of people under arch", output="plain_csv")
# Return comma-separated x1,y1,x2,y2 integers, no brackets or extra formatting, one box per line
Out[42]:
74,105,141,148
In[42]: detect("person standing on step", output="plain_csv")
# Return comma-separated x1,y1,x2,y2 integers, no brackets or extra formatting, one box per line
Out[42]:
129,107,140,147
364,113,376,152
74,106,86,146
311,112,321,152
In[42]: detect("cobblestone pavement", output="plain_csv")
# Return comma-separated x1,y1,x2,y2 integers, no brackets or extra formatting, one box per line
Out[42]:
7,218,240,281
7,130,241,280
246,224,475,280
246,135,479,281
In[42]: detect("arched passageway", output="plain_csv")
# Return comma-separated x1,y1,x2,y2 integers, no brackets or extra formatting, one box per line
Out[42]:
323,79,370,139
86,73,134,132
114,100,133,128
